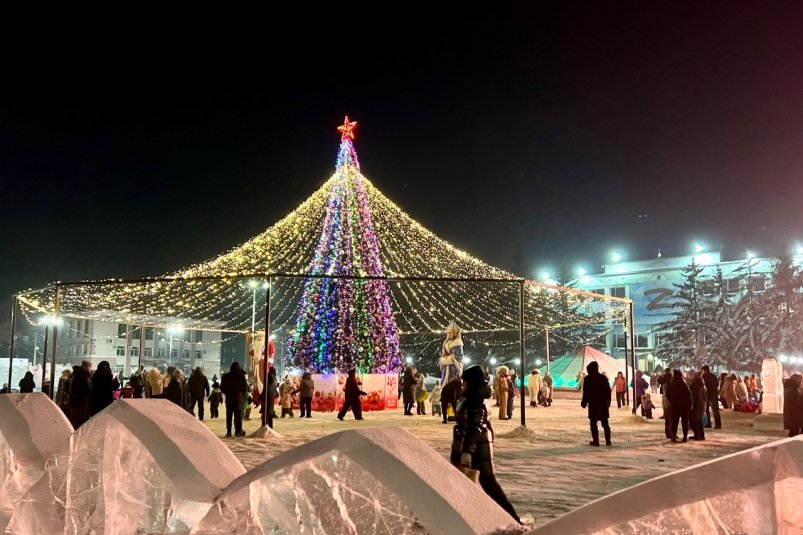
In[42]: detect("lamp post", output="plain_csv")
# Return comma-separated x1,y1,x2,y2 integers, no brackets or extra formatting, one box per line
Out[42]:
245,280,268,373
32,332,45,366
40,313,63,399
166,325,184,367
247,279,259,333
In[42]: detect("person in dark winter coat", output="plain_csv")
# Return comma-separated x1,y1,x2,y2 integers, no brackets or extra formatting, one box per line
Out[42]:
266,366,278,419
298,372,315,418
631,370,649,415
18,371,35,393
208,381,223,418
130,367,145,398
783,374,803,437
440,374,461,424
657,368,673,439
337,369,366,421
187,367,210,420
221,362,248,437
506,370,517,419
91,361,116,416
451,365,520,523
689,374,708,441
701,365,722,429
401,366,416,415
165,369,191,412
66,361,93,428
667,370,693,442
580,361,612,446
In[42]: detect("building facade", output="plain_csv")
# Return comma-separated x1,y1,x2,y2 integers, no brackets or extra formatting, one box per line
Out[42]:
53,320,223,377
576,252,777,371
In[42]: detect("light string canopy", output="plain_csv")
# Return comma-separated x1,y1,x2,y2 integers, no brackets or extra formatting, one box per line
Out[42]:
15,116,629,367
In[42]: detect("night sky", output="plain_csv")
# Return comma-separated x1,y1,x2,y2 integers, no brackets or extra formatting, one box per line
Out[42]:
2,5,803,320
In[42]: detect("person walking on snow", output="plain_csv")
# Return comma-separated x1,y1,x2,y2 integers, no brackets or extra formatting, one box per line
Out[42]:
188,367,210,420
701,365,721,429
451,365,520,523
337,369,366,421
221,362,248,437
613,371,627,409
527,369,544,407
581,361,612,447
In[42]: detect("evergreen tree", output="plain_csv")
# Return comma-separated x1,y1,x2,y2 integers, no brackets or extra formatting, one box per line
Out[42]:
730,258,765,371
546,274,605,357
698,267,737,368
754,255,803,360
656,261,707,368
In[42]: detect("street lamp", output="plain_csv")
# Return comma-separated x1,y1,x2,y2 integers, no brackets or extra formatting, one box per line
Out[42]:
246,279,260,334
39,314,64,398
32,333,45,366
166,325,184,367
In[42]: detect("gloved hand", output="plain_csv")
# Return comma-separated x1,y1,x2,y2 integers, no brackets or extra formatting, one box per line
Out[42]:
581,402,587,409
460,453,472,467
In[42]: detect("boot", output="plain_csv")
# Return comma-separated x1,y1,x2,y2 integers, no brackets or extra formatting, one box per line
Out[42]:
589,427,600,446
604,427,612,446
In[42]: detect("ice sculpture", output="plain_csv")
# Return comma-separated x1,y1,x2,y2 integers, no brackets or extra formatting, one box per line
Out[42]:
529,435,803,535
761,357,784,414
192,427,517,535
0,393,73,532
62,399,245,535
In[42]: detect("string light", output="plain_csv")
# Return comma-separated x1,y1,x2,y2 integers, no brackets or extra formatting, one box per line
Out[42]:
16,118,629,351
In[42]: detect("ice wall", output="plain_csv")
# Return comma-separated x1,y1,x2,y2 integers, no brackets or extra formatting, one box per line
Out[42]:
193,427,517,535
62,399,245,534
529,435,803,535
0,393,72,532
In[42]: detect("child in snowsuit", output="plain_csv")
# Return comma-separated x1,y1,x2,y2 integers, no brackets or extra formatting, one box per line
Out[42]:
208,382,223,419
641,392,655,419
430,382,442,417
280,377,295,418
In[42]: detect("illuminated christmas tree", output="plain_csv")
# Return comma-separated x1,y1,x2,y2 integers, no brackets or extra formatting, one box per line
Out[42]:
287,117,402,373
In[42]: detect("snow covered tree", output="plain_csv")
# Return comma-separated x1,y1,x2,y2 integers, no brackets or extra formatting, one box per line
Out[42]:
747,255,803,363
697,267,738,368
656,261,708,368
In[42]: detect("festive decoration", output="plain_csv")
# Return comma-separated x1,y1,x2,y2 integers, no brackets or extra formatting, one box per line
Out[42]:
287,121,401,373
337,116,358,140
16,118,629,343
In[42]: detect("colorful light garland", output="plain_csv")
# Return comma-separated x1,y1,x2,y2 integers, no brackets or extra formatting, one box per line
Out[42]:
287,122,401,373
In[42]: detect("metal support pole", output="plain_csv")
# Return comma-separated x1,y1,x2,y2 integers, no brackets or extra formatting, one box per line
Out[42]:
48,287,61,399
545,327,551,377
7,296,18,391
623,320,629,406
629,302,637,414
138,325,145,374
40,325,49,397
519,281,526,427
262,277,273,428
249,288,256,373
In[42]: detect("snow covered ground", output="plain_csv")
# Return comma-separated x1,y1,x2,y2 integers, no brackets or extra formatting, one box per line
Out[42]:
201,393,783,529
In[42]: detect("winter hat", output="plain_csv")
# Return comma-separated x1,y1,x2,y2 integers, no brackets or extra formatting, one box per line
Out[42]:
461,365,485,386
